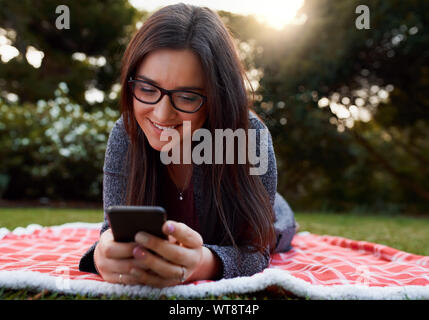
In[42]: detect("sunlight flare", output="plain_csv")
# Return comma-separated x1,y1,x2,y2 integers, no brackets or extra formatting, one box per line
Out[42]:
129,0,305,30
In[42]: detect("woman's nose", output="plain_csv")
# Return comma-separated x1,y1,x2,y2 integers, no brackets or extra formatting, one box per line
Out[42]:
152,94,177,120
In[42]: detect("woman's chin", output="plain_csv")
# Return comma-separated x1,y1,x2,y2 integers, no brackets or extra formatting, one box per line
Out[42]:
147,140,165,152
147,138,180,153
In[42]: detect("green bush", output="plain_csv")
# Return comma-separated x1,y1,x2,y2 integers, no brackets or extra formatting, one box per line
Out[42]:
0,83,120,201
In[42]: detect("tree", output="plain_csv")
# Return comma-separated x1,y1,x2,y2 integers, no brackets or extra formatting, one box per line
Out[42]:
221,0,429,212
0,0,145,110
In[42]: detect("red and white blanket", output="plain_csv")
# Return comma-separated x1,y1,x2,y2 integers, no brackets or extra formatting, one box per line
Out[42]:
0,223,428,299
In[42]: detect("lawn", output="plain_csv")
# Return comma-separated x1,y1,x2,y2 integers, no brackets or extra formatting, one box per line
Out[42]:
0,208,428,300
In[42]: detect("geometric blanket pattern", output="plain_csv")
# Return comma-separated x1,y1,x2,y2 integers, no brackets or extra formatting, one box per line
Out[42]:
0,223,428,299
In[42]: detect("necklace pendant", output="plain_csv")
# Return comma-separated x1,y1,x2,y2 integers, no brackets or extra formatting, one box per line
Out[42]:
179,193,183,200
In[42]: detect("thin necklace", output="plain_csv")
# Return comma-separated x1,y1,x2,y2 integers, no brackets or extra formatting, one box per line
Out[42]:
167,165,192,201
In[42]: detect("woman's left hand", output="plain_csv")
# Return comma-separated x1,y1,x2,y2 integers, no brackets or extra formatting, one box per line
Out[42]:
131,220,220,288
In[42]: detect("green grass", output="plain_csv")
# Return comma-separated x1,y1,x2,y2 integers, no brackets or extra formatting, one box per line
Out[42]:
296,211,429,256
0,208,428,299
0,208,103,230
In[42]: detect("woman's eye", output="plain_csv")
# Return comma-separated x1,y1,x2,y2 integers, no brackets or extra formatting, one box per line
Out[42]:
140,87,156,93
178,94,198,101
140,86,156,92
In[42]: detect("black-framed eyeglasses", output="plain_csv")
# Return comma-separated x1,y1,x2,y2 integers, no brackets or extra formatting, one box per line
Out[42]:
128,77,207,114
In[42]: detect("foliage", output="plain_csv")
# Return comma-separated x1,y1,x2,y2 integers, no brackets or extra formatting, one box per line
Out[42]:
221,1,429,213
0,0,145,111
0,83,119,200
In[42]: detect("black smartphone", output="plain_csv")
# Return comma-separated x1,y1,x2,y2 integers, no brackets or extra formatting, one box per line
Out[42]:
106,205,168,242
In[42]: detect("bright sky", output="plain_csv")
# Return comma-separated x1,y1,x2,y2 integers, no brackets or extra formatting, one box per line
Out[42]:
129,0,305,30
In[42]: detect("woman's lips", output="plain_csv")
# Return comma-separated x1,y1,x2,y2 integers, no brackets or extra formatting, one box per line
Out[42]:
148,118,182,135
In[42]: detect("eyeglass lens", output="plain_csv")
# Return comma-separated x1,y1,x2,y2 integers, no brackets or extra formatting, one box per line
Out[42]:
133,81,203,112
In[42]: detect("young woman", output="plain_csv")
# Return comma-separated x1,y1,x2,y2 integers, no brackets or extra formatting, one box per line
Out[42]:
79,3,297,288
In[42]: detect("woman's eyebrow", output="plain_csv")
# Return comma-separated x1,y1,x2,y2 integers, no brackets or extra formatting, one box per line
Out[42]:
135,74,204,91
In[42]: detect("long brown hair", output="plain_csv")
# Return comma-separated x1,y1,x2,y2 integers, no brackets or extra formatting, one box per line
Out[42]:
119,3,276,253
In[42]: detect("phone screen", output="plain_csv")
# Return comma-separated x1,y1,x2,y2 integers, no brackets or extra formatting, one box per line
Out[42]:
106,205,167,242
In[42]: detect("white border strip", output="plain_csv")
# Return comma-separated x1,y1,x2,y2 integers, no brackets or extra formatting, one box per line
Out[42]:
0,223,428,299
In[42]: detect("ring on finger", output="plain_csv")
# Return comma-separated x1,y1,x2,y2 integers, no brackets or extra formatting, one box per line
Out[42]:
180,266,186,283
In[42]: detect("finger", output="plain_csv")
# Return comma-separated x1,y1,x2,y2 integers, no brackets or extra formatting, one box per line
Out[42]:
135,231,189,265
96,257,136,275
168,234,178,244
102,272,140,285
130,268,180,288
162,221,203,248
100,232,137,259
132,247,183,280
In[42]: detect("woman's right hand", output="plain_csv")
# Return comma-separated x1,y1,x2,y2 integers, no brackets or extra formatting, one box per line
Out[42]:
94,228,140,285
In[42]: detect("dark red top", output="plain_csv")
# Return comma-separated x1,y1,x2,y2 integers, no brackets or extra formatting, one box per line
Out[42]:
159,165,200,234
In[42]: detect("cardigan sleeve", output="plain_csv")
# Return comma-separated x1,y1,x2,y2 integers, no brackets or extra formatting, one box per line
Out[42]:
247,112,296,254
201,112,292,279
78,116,129,274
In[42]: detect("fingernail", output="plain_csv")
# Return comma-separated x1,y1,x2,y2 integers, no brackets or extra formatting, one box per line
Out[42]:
167,222,175,234
133,247,146,259
136,232,149,244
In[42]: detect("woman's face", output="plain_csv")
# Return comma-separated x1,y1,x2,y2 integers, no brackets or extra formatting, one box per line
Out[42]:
133,48,208,152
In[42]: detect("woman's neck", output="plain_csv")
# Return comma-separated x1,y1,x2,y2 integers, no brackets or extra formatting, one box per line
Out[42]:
166,163,193,191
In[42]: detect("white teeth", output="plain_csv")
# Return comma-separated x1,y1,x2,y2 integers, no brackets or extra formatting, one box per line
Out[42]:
152,122,177,130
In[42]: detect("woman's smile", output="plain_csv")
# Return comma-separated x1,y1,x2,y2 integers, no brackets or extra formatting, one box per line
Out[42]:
148,118,182,134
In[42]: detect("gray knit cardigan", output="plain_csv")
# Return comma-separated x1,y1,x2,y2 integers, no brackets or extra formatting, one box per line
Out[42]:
79,110,297,279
